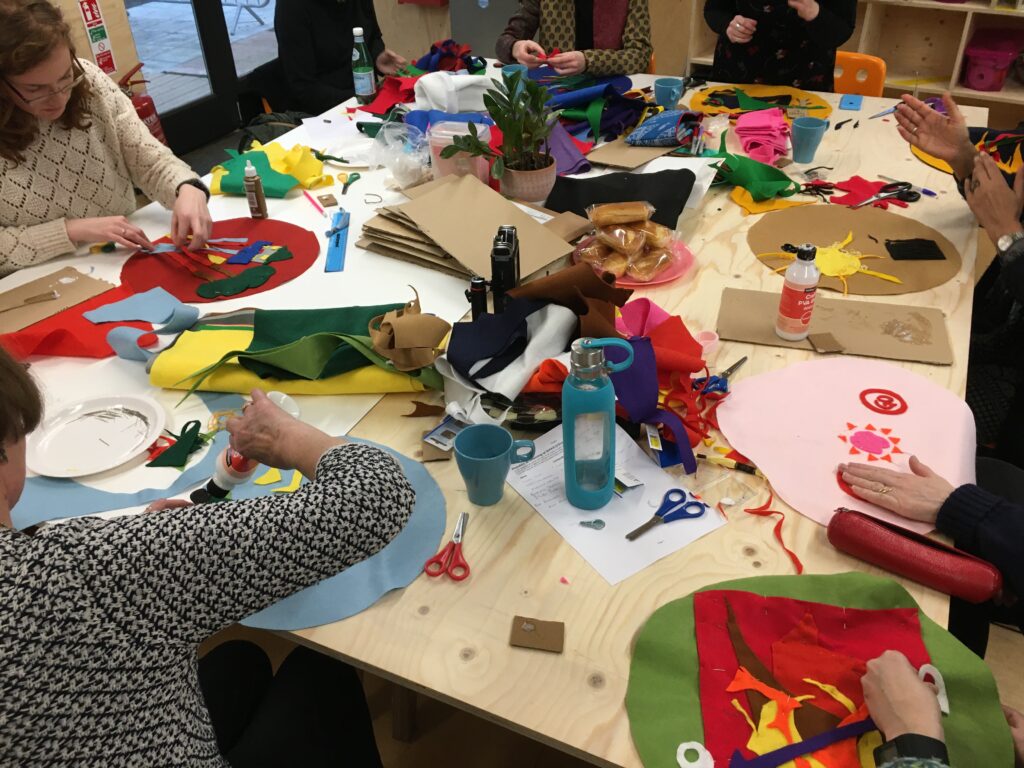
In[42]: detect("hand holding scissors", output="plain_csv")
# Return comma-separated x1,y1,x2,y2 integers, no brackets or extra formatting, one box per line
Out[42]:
424,511,470,581
626,489,708,541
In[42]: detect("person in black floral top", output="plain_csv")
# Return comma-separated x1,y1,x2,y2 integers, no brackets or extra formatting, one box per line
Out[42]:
704,0,856,91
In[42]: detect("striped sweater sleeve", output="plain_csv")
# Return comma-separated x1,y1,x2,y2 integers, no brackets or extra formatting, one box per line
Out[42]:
33,444,415,645
583,0,653,77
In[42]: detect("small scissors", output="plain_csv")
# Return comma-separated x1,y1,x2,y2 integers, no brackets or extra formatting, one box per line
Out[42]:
693,356,748,395
626,490,708,541
424,512,470,581
852,181,921,209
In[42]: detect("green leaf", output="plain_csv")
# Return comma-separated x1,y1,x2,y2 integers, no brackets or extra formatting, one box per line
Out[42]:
492,155,505,179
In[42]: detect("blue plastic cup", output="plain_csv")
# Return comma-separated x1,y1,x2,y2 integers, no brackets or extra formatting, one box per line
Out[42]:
654,77,684,109
454,424,535,506
791,117,829,164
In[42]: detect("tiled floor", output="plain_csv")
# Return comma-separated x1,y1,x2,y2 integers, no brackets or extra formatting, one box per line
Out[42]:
126,0,278,113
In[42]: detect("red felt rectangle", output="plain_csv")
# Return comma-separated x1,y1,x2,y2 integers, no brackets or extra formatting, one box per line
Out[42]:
694,589,930,764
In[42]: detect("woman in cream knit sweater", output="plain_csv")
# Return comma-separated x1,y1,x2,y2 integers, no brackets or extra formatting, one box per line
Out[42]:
0,1,212,276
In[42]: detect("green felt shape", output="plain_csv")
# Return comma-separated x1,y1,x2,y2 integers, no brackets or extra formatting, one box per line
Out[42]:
734,87,784,113
625,572,1012,768
264,246,294,264
147,419,204,469
710,132,801,201
196,265,276,300
243,304,404,380
218,150,300,198
561,98,608,141
175,305,444,400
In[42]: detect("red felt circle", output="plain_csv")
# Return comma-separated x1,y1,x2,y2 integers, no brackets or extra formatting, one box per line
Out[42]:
859,388,908,415
119,218,320,304
836,469,860,500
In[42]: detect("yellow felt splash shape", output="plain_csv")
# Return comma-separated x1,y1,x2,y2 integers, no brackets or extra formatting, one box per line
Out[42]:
150,328,426,395
690,84,833,120
757,231,902,295
731,187,815,215
209,141,333,194
912,131,1024,176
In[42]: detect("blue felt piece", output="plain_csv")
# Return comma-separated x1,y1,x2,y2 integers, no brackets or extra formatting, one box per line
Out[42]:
14,394,243,529
106,327,154,362
207,237,249,244
84,286,199,334
227,240,272,265
141,243,180,254
241,438,446,630
839,94,864,111
404,109,493,135
525,67,632,110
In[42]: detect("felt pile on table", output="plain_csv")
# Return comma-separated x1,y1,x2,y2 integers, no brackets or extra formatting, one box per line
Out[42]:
734,108,790,166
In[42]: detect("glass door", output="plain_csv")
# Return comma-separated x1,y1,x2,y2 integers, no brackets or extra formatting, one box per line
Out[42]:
125,0,241,154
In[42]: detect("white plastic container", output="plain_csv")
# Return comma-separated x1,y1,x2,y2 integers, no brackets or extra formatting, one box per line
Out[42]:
428,121,491,184
775,244,820,341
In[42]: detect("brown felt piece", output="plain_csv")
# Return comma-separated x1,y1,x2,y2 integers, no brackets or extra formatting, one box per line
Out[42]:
419,430,452,462
725,602,840,739
407,401,447,418
807,332,844,354
747,205,962,295
716,288,954,365
510,615,564,653
368,292,451,371
317,193,339,207
587,138,676,170
0,268,113,334
508,262,633,338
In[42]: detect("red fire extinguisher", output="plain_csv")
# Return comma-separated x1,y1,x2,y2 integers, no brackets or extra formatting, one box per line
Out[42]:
118,62,167,145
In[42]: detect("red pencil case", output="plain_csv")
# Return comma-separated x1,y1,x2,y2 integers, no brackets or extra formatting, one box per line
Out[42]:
827,507,1003,604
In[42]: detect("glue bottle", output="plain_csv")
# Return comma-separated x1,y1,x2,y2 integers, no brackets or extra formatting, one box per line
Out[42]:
561,338,634,510
244,160,268,219
775,244,820,342
190,392,300,504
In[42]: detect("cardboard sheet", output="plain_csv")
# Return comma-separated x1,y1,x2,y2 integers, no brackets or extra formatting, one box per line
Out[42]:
397,175,574,277
356,238,469,278
586,138,676,170
716,288,954,365
747,205,962,296
0,268,113,334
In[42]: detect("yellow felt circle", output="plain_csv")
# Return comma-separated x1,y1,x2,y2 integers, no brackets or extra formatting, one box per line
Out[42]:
690,84,833,120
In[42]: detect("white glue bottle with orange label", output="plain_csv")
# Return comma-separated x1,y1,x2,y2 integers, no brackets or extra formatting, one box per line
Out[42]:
775,244,820,341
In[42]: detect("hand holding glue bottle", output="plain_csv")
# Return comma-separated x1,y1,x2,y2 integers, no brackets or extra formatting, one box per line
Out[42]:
190,390,302,504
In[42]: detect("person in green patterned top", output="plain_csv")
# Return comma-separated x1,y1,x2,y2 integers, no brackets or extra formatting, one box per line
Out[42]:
496,0,652,77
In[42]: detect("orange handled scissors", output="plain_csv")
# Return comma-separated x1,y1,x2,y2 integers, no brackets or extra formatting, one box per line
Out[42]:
424,512,470,581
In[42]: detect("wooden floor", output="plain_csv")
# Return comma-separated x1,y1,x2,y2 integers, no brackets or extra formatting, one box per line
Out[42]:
204,619,1023,766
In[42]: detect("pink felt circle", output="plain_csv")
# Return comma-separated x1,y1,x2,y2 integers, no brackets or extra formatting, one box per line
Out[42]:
849,430,890,455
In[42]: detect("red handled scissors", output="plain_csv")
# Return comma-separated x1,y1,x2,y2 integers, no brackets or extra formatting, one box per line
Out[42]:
424,511,470,581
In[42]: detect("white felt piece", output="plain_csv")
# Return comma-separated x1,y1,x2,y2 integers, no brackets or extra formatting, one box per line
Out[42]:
919,663,951,715
676,742,714,768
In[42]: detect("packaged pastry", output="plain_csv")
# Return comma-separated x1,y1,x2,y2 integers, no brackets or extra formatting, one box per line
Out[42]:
576,239,610,265
599,251,629,278
597,225,647,256
633,220,673,249
626,248,674,282
586,201,655,227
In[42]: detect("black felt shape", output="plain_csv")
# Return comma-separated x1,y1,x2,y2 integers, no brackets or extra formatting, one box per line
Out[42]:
545,169,696,228
885,238,947,261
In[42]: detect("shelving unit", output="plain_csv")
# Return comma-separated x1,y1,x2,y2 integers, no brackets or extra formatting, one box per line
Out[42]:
684,0,1024,125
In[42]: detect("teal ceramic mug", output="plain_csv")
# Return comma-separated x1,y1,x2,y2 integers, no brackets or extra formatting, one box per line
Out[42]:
454,424,535,506
654,77,684,109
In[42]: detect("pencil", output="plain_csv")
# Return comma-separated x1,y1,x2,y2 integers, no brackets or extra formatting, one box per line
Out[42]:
303,189,327,218
696,453,764,477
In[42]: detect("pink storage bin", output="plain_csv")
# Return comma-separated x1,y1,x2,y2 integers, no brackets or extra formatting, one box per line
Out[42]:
962,29,1024,91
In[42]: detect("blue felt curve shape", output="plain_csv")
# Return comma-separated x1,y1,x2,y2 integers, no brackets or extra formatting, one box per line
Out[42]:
240,437,446,630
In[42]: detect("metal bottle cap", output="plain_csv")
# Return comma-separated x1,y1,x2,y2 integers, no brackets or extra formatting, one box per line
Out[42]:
570,338,606,378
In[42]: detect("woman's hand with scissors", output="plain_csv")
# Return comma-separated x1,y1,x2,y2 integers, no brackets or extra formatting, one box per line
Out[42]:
726,15,757,44
965,152,1024,248
895,93,974,179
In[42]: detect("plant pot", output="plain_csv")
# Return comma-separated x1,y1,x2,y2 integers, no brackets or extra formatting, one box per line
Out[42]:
500,161,557,203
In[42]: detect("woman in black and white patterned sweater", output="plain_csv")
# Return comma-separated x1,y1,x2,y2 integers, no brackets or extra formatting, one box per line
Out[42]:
0,348,415,766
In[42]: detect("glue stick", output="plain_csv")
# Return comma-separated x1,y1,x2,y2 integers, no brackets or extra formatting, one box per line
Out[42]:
775,244,819,342
244,160,268,219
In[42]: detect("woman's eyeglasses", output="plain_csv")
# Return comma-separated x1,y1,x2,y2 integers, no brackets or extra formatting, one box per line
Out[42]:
2,59,84,105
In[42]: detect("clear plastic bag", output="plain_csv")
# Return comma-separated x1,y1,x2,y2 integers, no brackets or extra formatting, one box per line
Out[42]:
597,225,647,256
633,220,673,249
626,247,674,282
368,121,431,188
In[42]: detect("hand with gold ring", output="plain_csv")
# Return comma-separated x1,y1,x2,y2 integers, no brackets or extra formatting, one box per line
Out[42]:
726,14,757,44
837,456,955,524
894,92,974,178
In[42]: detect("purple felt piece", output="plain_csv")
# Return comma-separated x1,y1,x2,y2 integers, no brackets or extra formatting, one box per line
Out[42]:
227,240,272,265
608,337,698,473
728,718,877,768
544,122,591,176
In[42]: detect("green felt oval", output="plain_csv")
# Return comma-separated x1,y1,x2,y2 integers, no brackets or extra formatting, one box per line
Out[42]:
625,572,1012,768
196,265,276,300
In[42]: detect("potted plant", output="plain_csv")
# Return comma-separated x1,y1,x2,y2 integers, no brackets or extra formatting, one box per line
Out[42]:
439,70,559,202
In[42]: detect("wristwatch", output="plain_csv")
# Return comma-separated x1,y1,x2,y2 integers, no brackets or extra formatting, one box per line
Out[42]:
176,178,210,201
997,230,1024,255
874,734,949,765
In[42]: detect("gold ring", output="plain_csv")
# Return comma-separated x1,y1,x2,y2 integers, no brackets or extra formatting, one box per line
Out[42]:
878,484,894,495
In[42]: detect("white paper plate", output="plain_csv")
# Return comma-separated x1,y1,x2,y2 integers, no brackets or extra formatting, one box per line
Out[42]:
27,395,166,479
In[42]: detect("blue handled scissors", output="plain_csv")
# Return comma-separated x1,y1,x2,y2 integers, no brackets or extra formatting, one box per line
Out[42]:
626,489,708,541
693,356,747,395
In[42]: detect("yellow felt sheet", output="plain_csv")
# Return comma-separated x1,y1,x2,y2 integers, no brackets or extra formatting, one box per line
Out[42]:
731,187,815,215
150,328,427,395
690,84,833,120
210,141,333,195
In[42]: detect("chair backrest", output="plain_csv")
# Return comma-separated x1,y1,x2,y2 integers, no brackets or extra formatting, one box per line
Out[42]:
647,52,656,75
834,51,886,97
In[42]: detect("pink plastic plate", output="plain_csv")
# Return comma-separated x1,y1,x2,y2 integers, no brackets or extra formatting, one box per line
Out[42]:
572,236,696,287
